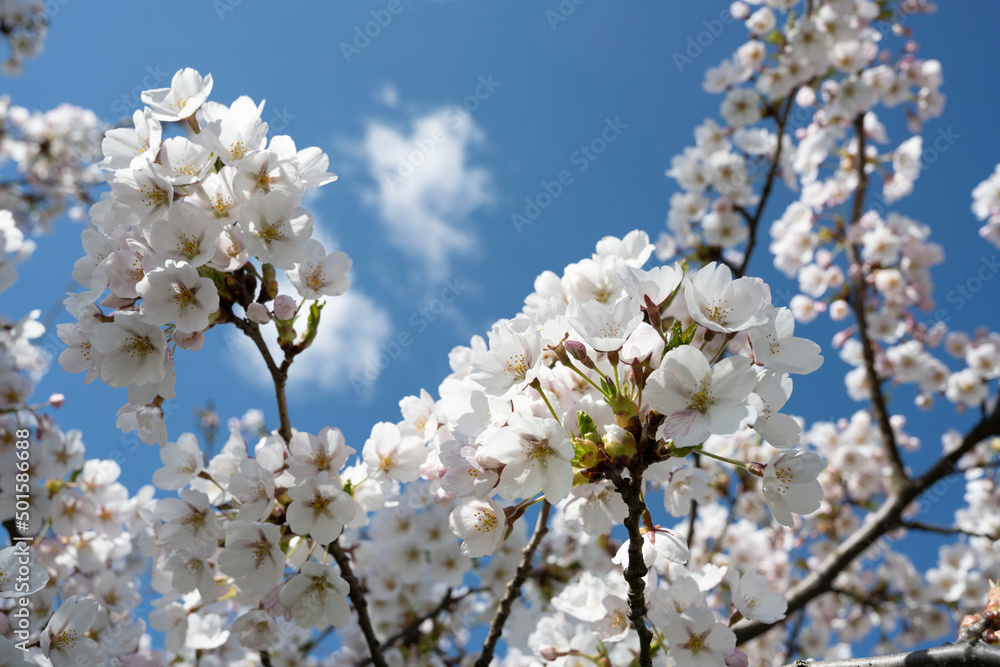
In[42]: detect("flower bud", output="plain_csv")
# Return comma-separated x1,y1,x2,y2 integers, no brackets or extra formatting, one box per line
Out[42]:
173,331,205,351
539,647,560,661
48,393,65,408
829,299,850,321
729,1,749,19
795,86,817,108
247,302,272,324
725,649,750,667
273,295,297,320
564,339,595,368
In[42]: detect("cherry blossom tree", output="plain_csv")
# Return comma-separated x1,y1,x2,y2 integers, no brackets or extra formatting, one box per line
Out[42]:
1,1,1000,666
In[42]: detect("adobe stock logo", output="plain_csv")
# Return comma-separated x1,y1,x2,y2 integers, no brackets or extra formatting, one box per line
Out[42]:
340,0,413,63
671,8,737,74
546,0,586,30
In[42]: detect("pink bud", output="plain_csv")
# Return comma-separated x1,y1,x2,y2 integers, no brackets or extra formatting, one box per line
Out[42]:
247,302,272,324
539,647,560,661
725,649,750,667
48,393,66,408
832,328,855,349
433,487,455,504
730,1,750,19
273,295,297,320
173,331,205,351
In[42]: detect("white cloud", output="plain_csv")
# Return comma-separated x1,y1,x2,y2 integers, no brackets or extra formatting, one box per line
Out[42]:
374,82,399,109
360,107,493,281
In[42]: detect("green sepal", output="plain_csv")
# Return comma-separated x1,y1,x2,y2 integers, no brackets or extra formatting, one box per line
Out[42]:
301,301,325,349
669,442,698,458
572,437,600,469
681,321,699,345
603,429,637,459
607,394,638,418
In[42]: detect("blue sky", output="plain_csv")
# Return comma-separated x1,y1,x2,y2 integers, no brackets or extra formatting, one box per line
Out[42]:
3,0,1000,652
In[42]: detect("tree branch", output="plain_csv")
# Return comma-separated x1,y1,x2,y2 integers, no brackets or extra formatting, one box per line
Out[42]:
230,316,293,442
686,453,702,548
780,642,1000,666
842,113,908,484
233,311,385,666
329,540,389,667
616,470,654,667
737,94,796,278
735,398,1000,645
474,501,552,667
899,520,998,540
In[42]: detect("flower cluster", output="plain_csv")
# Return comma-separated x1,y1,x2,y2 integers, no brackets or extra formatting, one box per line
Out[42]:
0,1,47,75
363,231,825,664
972,163,1000,248
0,97,104,234
664,0,942,258
60,68,349,445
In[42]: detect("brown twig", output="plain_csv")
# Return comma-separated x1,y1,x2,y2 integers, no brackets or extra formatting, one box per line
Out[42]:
233,311,386,666
329,541,389,667
299,626,335,656
900,520,998,540
615,470,654,667
736,94,796,278
842,113,908,484
474,501,552,667
230,316,293,441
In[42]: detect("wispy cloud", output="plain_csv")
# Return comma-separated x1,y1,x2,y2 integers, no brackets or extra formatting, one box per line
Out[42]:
358,105,494,281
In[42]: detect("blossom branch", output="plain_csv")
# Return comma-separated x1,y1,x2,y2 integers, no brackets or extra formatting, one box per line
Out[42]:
614,467,654,667
735,397,1000,644
736,93,796,278
779,642,1000,667
232,308,385,666
229,316,293,442
843,113,908,484
474,500,552,667
329,541,389,667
